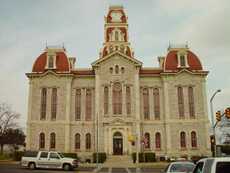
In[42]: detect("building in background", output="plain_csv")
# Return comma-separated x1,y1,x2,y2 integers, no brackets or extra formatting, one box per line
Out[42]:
26,6,211,159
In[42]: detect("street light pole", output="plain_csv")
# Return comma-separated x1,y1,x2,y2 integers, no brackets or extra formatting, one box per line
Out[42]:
210,89,221,156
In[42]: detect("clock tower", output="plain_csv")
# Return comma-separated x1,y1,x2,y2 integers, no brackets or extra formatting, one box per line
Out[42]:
100,6,134,58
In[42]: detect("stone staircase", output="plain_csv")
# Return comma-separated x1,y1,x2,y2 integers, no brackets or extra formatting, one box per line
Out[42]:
103,155,135,168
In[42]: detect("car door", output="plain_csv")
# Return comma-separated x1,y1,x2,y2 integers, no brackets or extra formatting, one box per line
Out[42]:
48,152,62,169
37,152,49,168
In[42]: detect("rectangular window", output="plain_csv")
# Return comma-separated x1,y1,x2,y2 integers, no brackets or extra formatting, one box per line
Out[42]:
153,88,160,120
126,86,131,115
85,89,92,120
188,87,195,118
40,88,47,120
177,87,184,118
48,55,54,68
143,88,149,120
75,89,81,120
51,88,57,120
180,55,186,67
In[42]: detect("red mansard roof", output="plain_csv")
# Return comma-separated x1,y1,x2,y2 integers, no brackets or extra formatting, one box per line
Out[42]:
164,50,203,71
32,52,70,73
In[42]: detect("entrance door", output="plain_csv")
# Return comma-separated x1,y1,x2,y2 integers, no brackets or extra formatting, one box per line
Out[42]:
113,132,123,155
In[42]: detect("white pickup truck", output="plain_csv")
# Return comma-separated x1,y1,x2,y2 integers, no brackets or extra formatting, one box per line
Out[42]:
192,157,230,173
21,151,79,171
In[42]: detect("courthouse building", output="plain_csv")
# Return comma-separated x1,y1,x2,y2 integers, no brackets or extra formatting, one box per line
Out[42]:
26,6,211,159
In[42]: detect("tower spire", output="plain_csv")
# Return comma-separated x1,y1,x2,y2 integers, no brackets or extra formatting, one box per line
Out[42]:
100,6,134,58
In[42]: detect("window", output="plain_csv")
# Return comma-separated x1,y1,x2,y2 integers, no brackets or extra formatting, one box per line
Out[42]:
191,131,197,148
180,131,186,148
49,153,59,159
177,87,184,118
143,88,149,120
85,89,92,120
40,152,48,158
40,88,47,120
153,88,160,119
126,86,131,115
115,65,119,74
104,87,109,115
193,162,204,173
110,67,113,74
144,133,150,149
115,31,119,41
39,133,45,149
216,162,230,173
121,67,125,73
86,133,91,150
50,133,56,149
180,55,186,67
113,82,122,114
75,89,81,120
48,55,54,68
188,87,195,118
75,133,80,150
155,132,161,149
51,88,57,120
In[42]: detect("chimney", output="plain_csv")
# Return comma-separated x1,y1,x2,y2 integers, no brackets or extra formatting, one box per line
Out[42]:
158,56,165,69
69,57,76,70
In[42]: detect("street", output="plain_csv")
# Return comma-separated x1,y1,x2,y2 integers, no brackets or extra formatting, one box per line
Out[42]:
0,163,164,173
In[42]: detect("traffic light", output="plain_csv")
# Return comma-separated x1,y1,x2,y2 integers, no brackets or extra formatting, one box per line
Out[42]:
216,111,221,121
210,135,215,156
225,107,230,119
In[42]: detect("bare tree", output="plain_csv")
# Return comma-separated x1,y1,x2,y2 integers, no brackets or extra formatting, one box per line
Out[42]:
0,103,20,154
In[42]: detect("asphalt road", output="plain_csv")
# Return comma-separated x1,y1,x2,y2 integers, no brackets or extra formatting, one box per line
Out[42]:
0,163,164,173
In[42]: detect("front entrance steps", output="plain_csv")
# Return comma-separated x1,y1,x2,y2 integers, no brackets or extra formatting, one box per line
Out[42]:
103,155,135,168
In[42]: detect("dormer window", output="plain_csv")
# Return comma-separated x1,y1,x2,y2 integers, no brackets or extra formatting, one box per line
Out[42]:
180,55,186,67
48,55,54,68
177,51,189,68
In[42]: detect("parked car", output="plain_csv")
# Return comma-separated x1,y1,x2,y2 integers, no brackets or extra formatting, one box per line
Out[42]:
163,161,195,173
21,151,79,171
192,157,230,173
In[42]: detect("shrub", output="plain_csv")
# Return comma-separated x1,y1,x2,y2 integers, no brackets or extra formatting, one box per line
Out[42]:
13,151,24,161
62,153,78,159
132,152,156,163
93,152,106,163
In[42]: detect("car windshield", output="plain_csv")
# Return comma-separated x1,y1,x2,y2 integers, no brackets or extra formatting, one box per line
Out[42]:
170,163,195,172
58,153,64,158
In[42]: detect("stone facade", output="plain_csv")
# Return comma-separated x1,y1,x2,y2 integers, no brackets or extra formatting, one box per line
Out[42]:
26,6,211,159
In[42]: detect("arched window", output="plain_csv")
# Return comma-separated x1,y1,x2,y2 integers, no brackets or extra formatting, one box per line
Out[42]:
75,133,80,150
144,133,150,149
85,89,92,120
143,88,149,120
188,87,195,118
104,87,109,115
113,82,122,114
51,88,57,120
50,132,56,149
75,89,81,120
40,88,47,120
115,30,119,41
115,65,119,74
39,133,45,149
191,131,197,148
180,55,186,67
155,132,161,149
126,86,131,115
177,87,184,118
153,88,160,119
86,133,91,150
180,131,186,148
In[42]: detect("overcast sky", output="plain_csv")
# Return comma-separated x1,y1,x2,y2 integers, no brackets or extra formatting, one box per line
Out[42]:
0,0,229,130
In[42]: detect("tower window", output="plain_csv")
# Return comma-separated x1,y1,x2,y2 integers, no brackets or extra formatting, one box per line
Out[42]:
115,65,119,74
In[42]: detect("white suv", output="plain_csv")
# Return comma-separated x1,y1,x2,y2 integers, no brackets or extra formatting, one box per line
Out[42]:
192,157,230,173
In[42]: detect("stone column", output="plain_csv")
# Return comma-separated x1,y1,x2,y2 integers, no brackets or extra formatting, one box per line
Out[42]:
26,79,33,150
109,83,113,116
134,68,141,154
109,127,112,154
95,70,100,152
65,79,72,153
163,80,171,154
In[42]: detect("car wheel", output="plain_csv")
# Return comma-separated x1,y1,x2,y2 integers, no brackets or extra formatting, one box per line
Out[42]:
63,164,71,171
28,162,36,170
